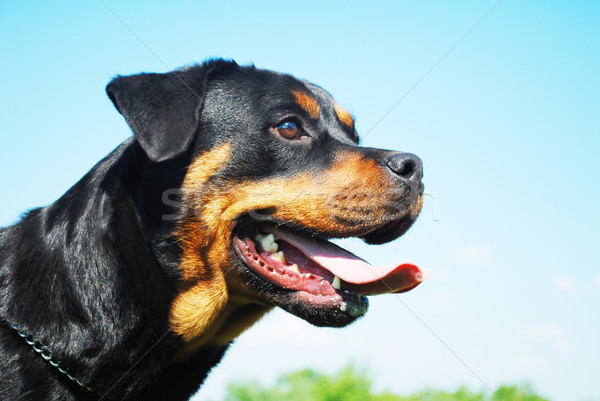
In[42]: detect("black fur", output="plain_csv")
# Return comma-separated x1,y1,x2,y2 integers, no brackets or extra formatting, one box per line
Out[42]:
0,59,423,400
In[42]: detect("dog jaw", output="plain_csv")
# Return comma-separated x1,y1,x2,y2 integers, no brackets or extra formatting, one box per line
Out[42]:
170,142,422,346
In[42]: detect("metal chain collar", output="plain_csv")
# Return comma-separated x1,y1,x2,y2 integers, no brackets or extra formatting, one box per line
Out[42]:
10,324,94,393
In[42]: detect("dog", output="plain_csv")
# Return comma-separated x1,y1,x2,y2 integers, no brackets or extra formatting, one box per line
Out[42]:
0,59,424,400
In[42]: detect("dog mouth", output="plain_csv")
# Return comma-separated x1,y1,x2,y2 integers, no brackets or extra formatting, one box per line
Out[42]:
232,218,423,326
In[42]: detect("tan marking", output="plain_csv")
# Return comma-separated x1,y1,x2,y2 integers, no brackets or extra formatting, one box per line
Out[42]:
170,143,233,343
171,143,275,348
176,301,272,358
178,143,233,204
197,150,408,239
412,193,424,217
292,90,320,119
170,144,422,349
334,103,354,128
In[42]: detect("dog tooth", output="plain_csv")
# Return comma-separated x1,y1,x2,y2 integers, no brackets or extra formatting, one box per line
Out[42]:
332,276,341,290
289,264,300,273
263,234,275,244
256,233,278,253
265,235,278,252
272,251,286,263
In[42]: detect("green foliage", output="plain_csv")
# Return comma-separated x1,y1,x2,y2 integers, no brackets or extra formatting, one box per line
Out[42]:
401,387,486,401
492,384,550,401
225,364,395,401
223,364,551,401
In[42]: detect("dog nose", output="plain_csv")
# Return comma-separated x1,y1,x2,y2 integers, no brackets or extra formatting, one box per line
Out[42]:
386,152,423,185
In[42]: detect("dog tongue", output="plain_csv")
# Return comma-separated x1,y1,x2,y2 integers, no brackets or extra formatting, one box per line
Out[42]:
265,228,423,295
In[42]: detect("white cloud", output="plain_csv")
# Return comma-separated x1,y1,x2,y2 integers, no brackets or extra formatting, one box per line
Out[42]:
447,244,493,264
552,275,578,293
520,322,575,356
512,354,556,374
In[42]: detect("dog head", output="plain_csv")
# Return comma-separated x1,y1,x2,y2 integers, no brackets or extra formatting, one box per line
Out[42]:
107,59,424,346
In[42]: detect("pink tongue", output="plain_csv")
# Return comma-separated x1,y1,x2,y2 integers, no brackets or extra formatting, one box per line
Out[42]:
265,228,423,295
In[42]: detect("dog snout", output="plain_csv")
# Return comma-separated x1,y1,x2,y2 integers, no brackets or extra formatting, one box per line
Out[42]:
386,152,423,189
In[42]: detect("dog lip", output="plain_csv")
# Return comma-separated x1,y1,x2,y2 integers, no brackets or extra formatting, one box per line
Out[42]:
232,235,365,305
369,219,402,236
234,216,329,242
360,214,415,245
233,212,414,246
229,215,420,323
233,235,339,296
232,223,422,294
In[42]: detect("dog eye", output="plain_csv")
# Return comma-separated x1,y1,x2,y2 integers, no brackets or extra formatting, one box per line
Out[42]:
274,121,301,140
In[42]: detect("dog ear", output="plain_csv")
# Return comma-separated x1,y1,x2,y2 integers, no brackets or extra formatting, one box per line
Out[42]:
106,61,232,162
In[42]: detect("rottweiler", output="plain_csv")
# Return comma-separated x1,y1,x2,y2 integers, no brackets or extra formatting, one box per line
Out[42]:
0,59,424,400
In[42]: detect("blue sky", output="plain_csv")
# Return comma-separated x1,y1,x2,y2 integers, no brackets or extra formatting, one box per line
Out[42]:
1,1,599,401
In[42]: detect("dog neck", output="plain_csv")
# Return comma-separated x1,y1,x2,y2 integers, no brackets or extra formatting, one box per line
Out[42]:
0,139,235,398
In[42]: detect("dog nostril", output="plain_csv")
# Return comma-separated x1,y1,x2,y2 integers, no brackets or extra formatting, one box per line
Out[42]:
398,159,415,177
387,153,422,181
